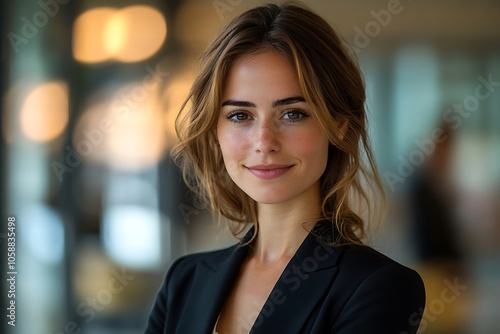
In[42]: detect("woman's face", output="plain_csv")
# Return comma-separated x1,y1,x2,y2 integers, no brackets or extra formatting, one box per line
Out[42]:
217,51,329,206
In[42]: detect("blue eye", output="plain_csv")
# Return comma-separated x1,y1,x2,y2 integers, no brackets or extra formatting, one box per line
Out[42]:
283,109,309,122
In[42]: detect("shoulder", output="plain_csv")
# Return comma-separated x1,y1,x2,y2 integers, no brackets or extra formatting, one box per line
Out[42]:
335,243,424,297
327,244,426,333
339,243,417,273
312,221,421,283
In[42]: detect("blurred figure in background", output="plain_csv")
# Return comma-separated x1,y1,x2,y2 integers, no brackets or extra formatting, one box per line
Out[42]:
409,123,469,334
410,123,463,267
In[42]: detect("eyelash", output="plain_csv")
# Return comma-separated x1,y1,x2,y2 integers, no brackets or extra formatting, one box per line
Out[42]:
225,111,250,123
282,109,310,122
225,109,310,124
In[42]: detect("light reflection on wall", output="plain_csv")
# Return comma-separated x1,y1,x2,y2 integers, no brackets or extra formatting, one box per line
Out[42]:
73,6,167,64
17,205,65,334
20,204,65,264
392,45,440,156
20,81,69,142
102,205,162,270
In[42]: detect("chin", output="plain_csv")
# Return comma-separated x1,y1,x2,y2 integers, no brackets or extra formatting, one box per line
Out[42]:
247,191,293,205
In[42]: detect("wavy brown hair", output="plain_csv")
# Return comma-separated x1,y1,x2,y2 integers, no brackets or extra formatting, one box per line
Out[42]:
171,2,385,245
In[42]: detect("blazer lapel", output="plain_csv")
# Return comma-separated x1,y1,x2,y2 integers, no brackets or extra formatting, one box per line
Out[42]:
250,231,342,334
175,225,342,334
176,229,253,333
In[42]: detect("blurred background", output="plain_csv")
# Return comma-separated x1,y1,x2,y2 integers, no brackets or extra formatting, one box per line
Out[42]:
1,0,499,333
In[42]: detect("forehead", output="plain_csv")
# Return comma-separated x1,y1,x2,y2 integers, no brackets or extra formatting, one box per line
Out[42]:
222,51,304,102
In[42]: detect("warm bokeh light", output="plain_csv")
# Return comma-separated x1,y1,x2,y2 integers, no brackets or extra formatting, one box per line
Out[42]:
20,81,69,142
73,6,167,64
103,10,128,56
73,82,167,170
106,88,167,169
112,6,167,63
73,7,116,63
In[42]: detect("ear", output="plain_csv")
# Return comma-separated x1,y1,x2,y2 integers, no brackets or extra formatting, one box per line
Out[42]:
338,119,349,140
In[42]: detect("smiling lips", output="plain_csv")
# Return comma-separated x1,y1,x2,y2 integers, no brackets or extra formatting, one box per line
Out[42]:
246,164,294,179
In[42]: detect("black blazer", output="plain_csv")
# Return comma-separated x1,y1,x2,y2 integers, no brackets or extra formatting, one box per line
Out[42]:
145,227,425,333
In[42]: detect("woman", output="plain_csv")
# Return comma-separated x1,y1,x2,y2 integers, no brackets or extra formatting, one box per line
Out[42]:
146,2,425,333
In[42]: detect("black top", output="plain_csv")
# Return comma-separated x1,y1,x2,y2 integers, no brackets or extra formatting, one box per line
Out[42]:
145,225,425,333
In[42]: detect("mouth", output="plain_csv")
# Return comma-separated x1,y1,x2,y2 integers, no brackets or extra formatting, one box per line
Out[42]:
245,164,294,179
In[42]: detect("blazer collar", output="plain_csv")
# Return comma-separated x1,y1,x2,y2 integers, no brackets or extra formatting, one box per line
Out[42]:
180,234,250,333
250,223,343,333
294,223,343,270
205,222,343,272
184,222,344,334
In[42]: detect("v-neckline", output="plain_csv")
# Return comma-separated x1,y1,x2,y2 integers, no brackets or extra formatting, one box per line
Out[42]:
200,221,341,334
213,314,249,334
213,229,309,334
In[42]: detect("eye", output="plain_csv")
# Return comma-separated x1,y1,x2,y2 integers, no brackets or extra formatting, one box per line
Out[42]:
226,111,251,123
282,109,309,122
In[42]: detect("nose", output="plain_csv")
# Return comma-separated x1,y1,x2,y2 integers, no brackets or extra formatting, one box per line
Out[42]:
254,120,280,154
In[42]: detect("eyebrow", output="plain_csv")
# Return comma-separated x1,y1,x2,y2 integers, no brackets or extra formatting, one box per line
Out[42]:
221,96,306,108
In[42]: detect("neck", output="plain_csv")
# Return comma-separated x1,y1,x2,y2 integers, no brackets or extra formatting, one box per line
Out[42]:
251,191,321,265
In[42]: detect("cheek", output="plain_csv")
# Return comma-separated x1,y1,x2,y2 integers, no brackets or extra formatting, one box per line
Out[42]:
293,131,329,163
217,125,248,164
